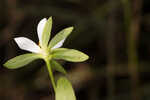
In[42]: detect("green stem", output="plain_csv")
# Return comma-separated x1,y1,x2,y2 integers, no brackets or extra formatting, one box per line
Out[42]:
45,58,56,93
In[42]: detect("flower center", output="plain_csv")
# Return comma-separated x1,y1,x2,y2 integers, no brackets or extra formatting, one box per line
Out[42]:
40,48,48,57
38,42,51,59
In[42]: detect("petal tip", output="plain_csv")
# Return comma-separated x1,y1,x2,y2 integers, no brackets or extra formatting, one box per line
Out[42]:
41,18,47,21
14,37,23,43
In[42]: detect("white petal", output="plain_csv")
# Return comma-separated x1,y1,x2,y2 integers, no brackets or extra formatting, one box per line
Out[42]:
37,18,47,44
51,39,65,50
14,37,41,53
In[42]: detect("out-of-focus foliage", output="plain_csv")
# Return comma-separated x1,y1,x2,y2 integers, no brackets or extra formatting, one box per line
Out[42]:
0,0,150,100
56,77,76,100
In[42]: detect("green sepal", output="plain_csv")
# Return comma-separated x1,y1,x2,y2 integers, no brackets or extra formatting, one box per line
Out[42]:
51,48,68,53
42,17,52,48
48,27,73,49
3,53,42,69
56,77,76,100
52,48,89,62
51,60,67,74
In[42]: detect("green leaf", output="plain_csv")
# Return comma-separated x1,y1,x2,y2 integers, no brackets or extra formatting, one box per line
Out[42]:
51,48,69,53
48,27,73,49
42,17,52,48
3,53,42,69
56,77,76,100
52,48,89,62
51,60,67,74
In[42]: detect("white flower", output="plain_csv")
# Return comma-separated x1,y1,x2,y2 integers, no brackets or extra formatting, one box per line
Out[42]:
14,18,65,56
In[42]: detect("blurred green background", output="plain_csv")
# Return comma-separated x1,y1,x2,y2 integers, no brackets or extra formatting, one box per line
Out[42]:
0,0,150,100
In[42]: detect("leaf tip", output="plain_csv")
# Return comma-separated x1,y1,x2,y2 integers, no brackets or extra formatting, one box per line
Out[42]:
3,62,10,69
48,16,52,21
68,26,74,31
81,53,89,62
3,63,7,67
64,27,74,33
85,54,89,60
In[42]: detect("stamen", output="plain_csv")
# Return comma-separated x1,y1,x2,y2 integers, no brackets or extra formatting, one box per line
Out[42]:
38,42,41,48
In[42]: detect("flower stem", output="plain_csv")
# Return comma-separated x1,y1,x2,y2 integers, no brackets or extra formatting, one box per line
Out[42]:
45,58,56,93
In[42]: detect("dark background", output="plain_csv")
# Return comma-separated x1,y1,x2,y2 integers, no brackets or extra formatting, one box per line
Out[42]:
0,0,150,100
